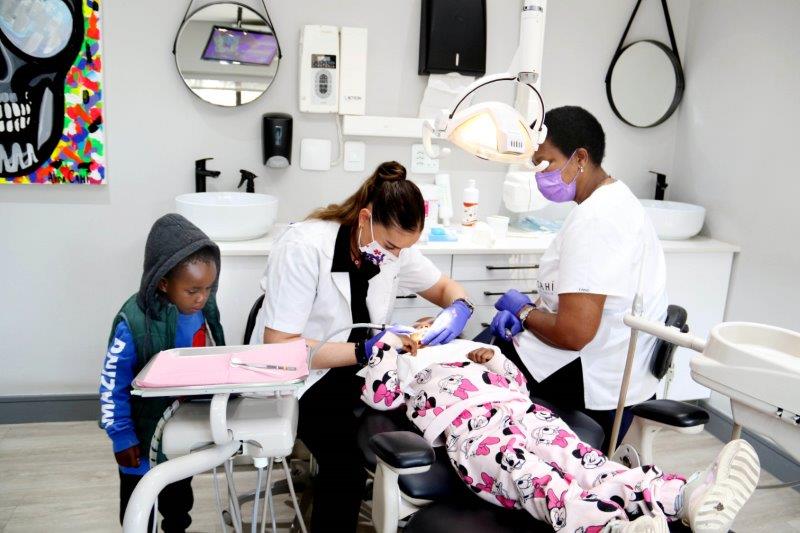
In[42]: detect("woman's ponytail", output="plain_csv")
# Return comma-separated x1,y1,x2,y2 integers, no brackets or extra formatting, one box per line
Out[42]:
308,161,424,232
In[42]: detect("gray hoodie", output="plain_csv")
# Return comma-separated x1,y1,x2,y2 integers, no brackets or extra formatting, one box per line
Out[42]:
136,213,221,318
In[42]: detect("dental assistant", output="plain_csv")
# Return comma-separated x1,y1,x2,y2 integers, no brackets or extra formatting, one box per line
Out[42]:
491,106,668,450
251,161,474,532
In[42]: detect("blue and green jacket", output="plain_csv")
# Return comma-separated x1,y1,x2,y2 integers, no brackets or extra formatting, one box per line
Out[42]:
98,214,225,474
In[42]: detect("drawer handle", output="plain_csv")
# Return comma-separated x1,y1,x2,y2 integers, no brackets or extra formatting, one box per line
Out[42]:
483,290,538,296
486,264,539,270
396,294,418,299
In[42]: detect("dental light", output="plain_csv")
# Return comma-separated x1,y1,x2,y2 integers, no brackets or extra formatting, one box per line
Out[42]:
422,72,547,168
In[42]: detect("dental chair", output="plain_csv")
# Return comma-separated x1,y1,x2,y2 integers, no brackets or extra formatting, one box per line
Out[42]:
124,294,308,533
362,305,707,533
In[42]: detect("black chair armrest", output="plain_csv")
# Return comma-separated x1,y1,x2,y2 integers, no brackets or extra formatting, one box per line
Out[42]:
630,399,709,428
370,431,436,470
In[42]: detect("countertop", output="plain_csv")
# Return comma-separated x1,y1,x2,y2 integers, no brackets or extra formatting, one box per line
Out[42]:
216,225,741,257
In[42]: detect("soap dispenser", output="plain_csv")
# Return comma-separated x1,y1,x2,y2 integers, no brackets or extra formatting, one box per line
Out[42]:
238,169,258,193
263,113,292,168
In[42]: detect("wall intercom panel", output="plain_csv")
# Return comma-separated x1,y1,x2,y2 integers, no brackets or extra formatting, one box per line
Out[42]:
299,25,340,113
299,25,367,114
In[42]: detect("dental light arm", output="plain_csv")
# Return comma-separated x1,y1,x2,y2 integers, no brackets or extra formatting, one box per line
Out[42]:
448,72,545,129
420,1,552,213
422,72,548,167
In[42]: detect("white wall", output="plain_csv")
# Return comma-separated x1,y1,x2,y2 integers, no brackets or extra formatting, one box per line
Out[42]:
0,0,688,395
542,0,689,197
669,0,800,414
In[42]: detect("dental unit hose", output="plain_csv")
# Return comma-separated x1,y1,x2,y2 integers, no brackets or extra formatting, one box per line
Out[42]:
308,323,388,368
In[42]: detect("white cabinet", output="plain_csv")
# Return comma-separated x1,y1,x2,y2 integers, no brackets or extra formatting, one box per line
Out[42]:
216,256,266,345
216,237,736,402
451,253,541,281
659,252,734,401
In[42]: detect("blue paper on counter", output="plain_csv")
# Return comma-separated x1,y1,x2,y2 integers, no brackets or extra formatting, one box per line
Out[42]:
516,216,564,233
428,227,459,241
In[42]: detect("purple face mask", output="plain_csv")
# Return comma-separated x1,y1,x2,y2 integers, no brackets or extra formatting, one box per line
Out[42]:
535,152,580,203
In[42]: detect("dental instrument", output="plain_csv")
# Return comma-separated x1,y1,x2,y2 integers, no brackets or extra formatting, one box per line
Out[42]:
230,358,298,371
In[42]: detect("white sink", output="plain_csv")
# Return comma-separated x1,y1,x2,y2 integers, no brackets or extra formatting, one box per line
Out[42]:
175,192,278,241
640,199,705,240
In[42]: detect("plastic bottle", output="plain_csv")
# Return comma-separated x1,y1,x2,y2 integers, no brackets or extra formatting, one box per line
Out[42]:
462,179,479,227
435,173,454,226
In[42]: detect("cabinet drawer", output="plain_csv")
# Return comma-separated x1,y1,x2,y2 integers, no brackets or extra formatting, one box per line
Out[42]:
474,305,499,330
394,254,451,308
452,254,541,281
393,292,434,309
390,306,439,326
461,279,538,307
463,305,496,340
421,253,452,277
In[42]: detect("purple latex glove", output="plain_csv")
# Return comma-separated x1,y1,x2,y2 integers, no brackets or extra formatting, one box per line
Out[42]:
494,289,533,315
363,325,415,361
363,330,386,361
490,310,523,341
420,300,472,346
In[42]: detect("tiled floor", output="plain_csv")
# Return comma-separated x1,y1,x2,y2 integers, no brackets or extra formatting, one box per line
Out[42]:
0,421,798,532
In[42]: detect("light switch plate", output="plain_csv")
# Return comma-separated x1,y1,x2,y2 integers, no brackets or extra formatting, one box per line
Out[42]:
343,141,366,172
411,143,440,174
300,138,332,171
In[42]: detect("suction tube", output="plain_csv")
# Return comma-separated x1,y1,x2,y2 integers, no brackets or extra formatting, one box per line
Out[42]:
307,323,387,369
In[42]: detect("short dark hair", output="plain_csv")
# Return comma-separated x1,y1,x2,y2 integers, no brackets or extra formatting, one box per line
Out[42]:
168,246,217,278
543,106,606,165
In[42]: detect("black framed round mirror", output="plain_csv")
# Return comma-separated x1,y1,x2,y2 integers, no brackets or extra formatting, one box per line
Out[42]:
606,39,684,128
174,2,280,107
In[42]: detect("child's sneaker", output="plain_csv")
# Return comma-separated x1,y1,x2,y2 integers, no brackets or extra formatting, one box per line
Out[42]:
603,515,669,533
681,439,760,532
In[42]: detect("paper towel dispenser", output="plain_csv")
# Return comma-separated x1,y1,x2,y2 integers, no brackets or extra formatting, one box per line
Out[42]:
419,0,486,77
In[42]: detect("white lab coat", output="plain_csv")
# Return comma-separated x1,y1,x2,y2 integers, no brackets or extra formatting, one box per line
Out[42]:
250,219,442,397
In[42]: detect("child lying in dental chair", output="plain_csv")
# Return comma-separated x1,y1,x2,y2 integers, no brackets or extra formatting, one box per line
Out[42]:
360,333,759,533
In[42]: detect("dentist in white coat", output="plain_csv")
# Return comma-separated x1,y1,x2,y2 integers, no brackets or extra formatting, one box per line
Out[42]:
250,161,474,532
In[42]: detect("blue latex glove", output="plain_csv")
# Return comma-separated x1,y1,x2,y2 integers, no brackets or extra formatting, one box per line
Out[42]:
490,310,524,341
420,300,472,346
494,289,533,315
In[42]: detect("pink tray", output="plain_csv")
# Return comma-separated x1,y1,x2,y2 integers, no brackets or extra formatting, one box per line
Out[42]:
134,340,309,388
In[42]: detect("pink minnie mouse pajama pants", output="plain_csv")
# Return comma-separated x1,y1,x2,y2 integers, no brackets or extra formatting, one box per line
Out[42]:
444,399,685,532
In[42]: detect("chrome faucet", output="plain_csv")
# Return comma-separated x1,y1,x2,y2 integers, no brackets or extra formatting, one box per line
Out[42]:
195,158,221,193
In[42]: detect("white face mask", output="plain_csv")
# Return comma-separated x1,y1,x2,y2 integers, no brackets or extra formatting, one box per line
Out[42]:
358,214,398,267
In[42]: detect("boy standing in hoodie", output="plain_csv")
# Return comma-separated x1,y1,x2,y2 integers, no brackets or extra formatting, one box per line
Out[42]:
99,214,225,532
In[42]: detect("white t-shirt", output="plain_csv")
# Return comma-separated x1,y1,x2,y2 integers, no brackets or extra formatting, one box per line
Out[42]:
515,181,668,410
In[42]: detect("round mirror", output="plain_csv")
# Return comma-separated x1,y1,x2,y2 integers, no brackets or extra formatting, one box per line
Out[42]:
607,40,684,128
174,3,280,107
